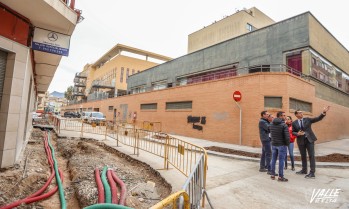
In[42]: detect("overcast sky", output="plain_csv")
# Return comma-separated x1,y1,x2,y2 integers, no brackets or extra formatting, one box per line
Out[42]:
48,0,349,93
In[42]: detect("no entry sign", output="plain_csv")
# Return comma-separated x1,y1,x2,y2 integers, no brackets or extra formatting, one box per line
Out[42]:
233,91,242,102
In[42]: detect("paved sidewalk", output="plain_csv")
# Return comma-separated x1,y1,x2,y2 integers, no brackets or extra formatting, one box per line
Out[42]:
57,130,349,209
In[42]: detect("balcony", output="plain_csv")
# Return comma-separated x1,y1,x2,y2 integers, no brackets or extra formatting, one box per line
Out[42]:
74,81,86,87
75,72,87,78
91,80,114,89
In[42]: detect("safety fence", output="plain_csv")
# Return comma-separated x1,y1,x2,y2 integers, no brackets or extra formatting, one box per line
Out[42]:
48,117,212,208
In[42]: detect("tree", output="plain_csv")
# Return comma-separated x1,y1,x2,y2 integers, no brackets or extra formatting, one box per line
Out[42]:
64,86,74,101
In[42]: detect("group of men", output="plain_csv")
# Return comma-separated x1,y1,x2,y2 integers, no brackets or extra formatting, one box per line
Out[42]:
258,106,330,181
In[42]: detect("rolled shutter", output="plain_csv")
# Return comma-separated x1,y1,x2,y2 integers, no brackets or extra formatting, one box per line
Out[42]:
0,50,8,109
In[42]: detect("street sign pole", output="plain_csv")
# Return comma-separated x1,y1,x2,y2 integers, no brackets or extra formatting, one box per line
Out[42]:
232,91,242,145
234,101,242,145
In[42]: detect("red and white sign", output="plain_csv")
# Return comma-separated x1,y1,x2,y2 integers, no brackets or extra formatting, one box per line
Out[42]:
232,91,242,102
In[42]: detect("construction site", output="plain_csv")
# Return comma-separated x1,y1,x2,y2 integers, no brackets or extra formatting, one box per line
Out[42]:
1,1,349,208
0,116,208,209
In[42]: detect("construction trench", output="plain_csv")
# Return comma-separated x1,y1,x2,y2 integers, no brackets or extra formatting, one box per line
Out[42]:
0,128,171,209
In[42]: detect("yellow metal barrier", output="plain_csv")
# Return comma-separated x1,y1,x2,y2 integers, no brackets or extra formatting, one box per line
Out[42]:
143,121,162,132
165,135,207,177
60,118,82,132
150,190,190,209
81,121,107,137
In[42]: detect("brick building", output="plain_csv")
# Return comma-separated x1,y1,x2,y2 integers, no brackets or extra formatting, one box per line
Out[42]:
64,11,349,147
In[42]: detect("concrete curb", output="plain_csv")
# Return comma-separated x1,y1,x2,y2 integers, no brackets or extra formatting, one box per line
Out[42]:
207,150,349,169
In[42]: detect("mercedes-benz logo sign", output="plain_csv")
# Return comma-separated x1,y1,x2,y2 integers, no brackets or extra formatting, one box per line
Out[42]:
47,32,58,42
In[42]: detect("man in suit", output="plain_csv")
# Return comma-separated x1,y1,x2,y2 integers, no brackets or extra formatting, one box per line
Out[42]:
292,106,330,178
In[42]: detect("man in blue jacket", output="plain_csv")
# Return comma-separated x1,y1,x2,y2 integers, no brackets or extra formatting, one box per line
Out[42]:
258,111,271,172
270,111,290,182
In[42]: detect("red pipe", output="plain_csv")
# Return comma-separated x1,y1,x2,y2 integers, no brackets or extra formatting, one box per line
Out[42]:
0,132,62,209
107,170,118,204
95,168,105,203
111,170,127,205
1,169,64,209
27,133,55,199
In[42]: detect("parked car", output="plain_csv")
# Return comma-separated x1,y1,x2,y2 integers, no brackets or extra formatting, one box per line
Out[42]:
87,112,106,125
81,111,91,122
64,111,80,118
32,112,42,124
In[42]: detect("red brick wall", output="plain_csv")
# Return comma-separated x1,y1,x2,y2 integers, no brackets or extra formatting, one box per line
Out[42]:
65,73,349,147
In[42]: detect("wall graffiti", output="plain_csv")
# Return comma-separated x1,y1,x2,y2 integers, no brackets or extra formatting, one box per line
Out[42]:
187,115,206,131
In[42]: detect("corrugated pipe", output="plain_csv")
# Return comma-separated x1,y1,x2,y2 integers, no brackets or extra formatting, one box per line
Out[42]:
95,168,105,203
47,131,66,209
107,170,119,204
83,203,133,209
111,170,127,206
101,166,112,203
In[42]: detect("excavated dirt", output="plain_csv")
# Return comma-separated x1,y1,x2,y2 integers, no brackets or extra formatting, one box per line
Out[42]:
205,146,349,162
0,128,171,209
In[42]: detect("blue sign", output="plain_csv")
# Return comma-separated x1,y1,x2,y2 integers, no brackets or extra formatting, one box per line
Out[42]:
32,28,71,56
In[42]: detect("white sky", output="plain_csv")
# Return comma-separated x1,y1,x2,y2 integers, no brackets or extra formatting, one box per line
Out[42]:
48,0,349,93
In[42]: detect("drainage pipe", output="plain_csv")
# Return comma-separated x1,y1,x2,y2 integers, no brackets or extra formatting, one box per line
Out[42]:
101,166,112,203
47,131,66,209
83,203,133,209
107,170,118,204
95,168,105,203
111,170,127,205
27,132,55,198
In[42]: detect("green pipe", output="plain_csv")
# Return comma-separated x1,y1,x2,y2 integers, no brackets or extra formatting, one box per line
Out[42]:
83,203,133,209
47,131,66,209
101,166,112,203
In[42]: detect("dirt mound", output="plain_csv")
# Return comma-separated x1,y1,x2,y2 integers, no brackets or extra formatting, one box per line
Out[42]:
205,146,349,162
57,137,171,208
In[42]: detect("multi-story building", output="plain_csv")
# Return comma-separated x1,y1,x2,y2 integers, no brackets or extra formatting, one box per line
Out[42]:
64,10,349,147
188,7,275,53
72,44,172,104
0,0,79,168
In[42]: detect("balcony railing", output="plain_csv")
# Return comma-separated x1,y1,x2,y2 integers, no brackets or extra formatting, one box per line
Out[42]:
91,80,114,89
75,72,87,78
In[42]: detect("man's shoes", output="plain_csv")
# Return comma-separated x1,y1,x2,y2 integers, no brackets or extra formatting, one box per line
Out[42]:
278,177,288,182
267,171,278,176
270,175,275,180
259,168,268,172
296,170,307,175
305,173,315,179
291,167,295,171
284,166,287,170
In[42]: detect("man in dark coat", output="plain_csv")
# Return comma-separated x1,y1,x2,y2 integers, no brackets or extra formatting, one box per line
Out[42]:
269,111,290,181
292,106,330,178
258,111,271,172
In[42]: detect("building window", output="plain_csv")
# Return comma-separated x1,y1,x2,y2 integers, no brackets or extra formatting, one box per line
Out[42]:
126,68,129,78
152,80,167,90
120,67,124,83
108,106,113,111
166,101,192,110
264,97,282,109
246,23,254,32
140,103,157,110
290,98,312,113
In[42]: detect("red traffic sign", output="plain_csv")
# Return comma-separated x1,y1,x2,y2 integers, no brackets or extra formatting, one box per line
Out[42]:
232,91,242,102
